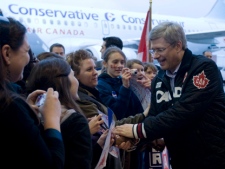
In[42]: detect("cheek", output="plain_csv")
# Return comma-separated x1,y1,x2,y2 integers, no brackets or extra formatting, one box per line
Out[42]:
109,64,124,70
71,78,79,90
110,65,117,69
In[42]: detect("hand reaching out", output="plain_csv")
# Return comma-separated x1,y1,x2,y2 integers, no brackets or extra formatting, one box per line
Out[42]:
97,130,115,148
137,73,151,89
88,114,104,134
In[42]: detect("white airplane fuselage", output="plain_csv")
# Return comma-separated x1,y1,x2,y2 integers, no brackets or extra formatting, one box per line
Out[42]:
1,0,225,60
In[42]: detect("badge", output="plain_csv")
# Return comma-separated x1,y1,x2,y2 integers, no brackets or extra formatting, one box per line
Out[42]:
193,71,209,89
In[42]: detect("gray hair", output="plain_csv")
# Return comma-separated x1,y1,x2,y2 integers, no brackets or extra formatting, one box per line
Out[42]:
149,21,187,50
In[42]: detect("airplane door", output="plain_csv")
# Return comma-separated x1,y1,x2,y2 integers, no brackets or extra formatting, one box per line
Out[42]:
101,20,110,35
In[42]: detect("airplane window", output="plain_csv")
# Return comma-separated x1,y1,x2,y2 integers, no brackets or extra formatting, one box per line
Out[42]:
50,20,53,25
57,20,61,25
139,26,142,30
111,24,114,29
78,22,81,26
64,21,68,25
27,18,31,23
117,25,120,29
84,22,88,27
43,19,46,24
35,19,39,24
71,21,74,26
128,25,131,30
134,26,137,30
94,23,98,28
123,25,126,29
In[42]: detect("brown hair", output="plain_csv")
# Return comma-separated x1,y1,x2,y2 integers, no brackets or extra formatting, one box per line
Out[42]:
126,59,144,69
144,62,158,73
26,55,83,114
66,49,94,76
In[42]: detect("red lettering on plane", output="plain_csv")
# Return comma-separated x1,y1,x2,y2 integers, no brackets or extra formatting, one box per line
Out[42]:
26,27,84,36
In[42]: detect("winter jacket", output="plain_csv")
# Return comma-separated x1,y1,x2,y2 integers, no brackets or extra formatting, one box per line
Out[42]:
134,49,225,169
97,73,143,120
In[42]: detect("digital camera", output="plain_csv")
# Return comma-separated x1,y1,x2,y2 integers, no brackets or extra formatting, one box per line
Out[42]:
130,69,138,75
35,93,46,107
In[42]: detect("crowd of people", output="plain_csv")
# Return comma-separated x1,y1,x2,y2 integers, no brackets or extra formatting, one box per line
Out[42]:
1,15,225,169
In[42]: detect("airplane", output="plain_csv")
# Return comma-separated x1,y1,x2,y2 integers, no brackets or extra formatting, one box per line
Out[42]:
0,0,225,62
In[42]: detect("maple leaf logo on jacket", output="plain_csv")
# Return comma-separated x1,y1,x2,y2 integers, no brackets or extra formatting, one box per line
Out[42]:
193,71,209,89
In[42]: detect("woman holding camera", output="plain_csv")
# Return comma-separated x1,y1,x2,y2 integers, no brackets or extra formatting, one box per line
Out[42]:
0,17,64,169
26,54,92,169
97,46,144,121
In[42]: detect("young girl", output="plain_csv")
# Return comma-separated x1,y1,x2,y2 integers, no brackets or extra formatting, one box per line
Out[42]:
26,55,92,169
97,46,144,120
97,46,145,169
144,62,158,82
126,59,151,110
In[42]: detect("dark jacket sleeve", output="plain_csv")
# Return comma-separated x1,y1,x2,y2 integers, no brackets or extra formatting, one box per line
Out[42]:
61,113,92,169
115,113,145,126
97,79,133,119
0,98,65,169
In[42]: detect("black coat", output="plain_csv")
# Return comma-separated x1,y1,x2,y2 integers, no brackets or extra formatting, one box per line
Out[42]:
140,49,225,169
61,112,92,169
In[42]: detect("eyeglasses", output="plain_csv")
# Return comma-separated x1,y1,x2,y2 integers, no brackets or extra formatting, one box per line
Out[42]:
150,44,172,55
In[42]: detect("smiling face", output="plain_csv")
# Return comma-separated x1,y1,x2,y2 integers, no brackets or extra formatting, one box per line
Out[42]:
76,58,98,88
151,37,183,73
7,36,30,82
103,52,125,78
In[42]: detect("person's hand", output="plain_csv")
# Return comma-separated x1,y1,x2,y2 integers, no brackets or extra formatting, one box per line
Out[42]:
97,130,115,148
137,74,151,89
114,135,132,150
26,89,46,115
113,124,134,138
121,68,131,88
151,138,165,152
88,114,104,134
39,88,61,131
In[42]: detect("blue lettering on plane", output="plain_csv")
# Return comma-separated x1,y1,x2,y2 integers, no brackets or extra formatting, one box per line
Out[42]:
104,12,115,21
8,4,99,20
8,4,185,27
121,15,145,24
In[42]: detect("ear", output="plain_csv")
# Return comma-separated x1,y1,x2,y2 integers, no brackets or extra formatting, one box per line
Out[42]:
1,45,11,65
102,61,107,68
175,41,183,52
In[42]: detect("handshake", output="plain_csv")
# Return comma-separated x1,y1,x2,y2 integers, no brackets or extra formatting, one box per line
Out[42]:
113,135,139,151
